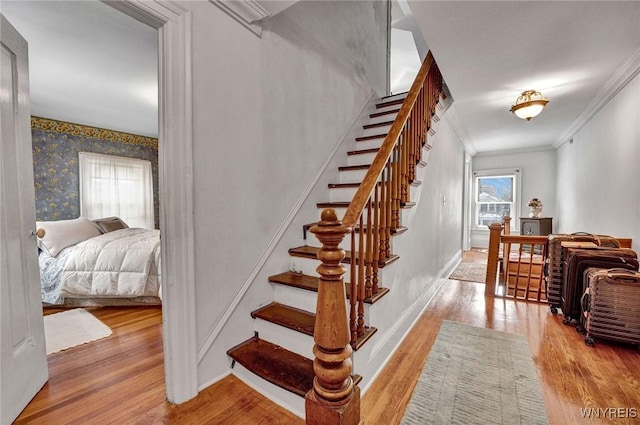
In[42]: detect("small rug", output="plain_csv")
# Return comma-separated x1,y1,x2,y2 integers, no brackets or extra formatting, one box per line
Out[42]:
448,262,487,283
401,321,548,425
44,309,112,355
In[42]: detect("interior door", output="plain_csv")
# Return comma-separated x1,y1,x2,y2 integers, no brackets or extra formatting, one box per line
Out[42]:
0,14,48,424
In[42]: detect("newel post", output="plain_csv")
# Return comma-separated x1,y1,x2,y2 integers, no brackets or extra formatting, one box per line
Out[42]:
485,221,503,297
306,209,361,425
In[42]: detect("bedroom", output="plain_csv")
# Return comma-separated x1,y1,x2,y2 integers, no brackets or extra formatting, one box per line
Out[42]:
2,1,161,306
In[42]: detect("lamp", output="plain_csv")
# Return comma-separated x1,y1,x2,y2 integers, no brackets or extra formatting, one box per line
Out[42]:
510,90,549,121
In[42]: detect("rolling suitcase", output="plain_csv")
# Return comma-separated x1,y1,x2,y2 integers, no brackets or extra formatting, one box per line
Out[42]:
581,268,640,347
561,247,638,327
544,233,620,314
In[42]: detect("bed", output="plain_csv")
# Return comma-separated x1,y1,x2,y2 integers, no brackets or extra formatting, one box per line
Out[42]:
37,216,162,307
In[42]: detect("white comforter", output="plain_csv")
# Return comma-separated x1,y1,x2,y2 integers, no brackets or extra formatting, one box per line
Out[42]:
60,228,161,299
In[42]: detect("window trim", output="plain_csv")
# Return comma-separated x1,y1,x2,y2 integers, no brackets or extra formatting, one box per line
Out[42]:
472,167,521,231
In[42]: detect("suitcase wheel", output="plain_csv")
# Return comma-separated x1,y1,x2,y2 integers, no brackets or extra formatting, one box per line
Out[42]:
584,336,595,347
562,317,572,325
576,325,586,335
550,306,558,315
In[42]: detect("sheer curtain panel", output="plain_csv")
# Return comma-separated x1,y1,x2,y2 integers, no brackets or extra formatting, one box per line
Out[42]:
79,152,154,229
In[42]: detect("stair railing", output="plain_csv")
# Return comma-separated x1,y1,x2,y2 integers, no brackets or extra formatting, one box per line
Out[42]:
306,52,443,425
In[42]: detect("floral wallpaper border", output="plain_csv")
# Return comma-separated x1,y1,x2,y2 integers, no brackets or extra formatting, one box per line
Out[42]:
31,116,158,148
31,117,159,228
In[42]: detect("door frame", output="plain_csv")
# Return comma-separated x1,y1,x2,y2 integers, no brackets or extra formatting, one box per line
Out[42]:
104,0,197,403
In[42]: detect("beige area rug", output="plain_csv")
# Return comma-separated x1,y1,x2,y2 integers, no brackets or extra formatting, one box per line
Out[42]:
44,308,112,355
401,321,549,425
448,261,487,283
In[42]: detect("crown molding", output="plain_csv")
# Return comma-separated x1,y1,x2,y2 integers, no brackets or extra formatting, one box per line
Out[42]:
553,46,640,149
444,103,477,156
473,144,556,158
209,0,270,37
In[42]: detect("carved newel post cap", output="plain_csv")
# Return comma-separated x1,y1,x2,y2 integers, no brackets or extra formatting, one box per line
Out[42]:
320,208,338,223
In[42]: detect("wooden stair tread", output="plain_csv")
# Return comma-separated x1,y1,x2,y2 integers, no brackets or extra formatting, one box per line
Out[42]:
370,108,399,118
363,120,394,130
376,98,405,109
251,302,379,350
268,271,390,304
339,164,371,172
287,246,400,268
227,337,313,397
356,133,387,142
317,201,350,208
252,302,315,336
347,147,380,156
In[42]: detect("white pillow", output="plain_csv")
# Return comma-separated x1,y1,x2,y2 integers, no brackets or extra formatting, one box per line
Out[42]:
36,217,102,257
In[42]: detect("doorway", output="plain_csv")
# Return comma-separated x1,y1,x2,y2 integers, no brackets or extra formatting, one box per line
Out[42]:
1,0,197,408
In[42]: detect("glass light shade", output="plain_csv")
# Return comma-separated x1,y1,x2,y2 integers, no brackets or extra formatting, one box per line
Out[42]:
510,90,549,121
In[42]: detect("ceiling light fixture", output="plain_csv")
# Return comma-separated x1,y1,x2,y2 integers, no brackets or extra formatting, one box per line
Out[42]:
510,90,549,121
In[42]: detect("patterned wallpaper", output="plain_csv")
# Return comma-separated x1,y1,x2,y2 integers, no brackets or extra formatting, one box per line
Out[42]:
31,117,159,228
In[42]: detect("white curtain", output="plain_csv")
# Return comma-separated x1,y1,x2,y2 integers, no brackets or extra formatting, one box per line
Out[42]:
79,152,154,229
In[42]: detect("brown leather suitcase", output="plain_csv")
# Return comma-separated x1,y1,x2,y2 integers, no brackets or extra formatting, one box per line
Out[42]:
544,233,620,314
581,268,640,347
562,247,638,326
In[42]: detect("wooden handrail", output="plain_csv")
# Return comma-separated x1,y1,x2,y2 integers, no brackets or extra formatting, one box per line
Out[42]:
342,51,436,227
307,51,444,425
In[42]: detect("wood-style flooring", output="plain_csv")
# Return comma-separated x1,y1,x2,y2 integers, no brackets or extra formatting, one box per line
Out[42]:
16,253,640,424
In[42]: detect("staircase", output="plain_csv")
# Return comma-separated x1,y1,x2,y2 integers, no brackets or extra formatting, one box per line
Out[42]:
227,53,446,420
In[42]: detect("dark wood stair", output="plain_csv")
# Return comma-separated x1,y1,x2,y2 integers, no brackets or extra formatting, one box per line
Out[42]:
370,108,399,119
375,98,404,109
355,133,387,142
268,272,390,305
227,337,362,398
288,246,399,267
363,120,394,130
251,302,378,350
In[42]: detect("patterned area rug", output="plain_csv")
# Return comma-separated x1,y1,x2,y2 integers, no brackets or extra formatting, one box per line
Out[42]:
401,321,549,425
448,262,487,283
44,308,112,355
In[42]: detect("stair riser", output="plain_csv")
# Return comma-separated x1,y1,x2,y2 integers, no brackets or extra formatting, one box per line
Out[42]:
354,138,385,151
339,168,369,183
232,364,305,418
289,255,394,284
360,124,392,138
271,285,372,326
253,318,315,359
348,152,378,166
273,284,318,314
379,93,407,103
368,112,399,126
329,187,358,203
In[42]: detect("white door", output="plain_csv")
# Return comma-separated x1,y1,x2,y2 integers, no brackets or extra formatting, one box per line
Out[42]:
0,14,48,424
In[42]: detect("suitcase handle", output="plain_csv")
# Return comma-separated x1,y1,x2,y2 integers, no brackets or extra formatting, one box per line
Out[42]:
581,288,591,313
605,268,640,284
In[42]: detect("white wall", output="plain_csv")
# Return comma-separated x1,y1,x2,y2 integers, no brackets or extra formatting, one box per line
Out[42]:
556,72,640,249
470,148,557,247
185,1,388,388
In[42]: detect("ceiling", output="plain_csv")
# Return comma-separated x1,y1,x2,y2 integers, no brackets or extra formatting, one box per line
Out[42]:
409,1,640,155
1,0,158,137
2,1,640,151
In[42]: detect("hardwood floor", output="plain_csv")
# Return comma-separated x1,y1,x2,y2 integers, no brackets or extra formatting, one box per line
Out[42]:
17,262,640,424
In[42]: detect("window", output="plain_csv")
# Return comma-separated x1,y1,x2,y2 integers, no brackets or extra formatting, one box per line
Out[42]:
473,168,520,231
79,152,154,229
